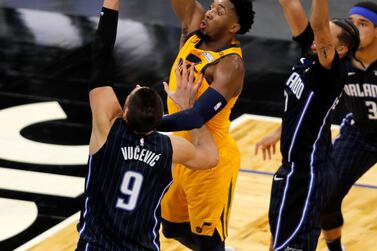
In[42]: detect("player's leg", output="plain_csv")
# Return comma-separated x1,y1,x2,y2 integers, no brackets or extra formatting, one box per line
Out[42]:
161,164,197,249
320,120,377,251
194,229,225,251
185,143,240,251
161,219,197,250
269,164,321,251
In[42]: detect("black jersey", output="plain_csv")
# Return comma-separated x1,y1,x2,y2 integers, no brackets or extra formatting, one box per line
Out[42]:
343,60,377,135
78,118,173,251
280,25,349,166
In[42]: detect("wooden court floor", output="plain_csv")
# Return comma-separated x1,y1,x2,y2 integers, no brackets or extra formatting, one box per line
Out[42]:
19,115,377,251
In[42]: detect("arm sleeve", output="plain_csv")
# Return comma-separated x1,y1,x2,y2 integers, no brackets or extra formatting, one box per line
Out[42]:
158,87,227,132
292,23,314,57
89,7,118,91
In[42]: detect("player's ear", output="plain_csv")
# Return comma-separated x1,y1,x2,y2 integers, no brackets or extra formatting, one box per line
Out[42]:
229,23,241,34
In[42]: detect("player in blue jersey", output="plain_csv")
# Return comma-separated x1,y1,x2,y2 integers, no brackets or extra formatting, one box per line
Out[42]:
256,0,360,250
256,2,376,251
75,1,218,251
319,2,377,251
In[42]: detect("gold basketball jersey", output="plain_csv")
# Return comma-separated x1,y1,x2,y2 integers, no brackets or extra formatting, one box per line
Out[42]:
167,32,243,146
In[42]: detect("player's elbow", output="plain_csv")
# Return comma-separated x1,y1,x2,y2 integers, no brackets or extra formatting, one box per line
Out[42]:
209,154,219,168
207,150,219,168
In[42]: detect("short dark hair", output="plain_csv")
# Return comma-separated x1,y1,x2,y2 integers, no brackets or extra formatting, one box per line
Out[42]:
126,87,163,134
229,0,255,34
332,18,360,57
353,1,377,14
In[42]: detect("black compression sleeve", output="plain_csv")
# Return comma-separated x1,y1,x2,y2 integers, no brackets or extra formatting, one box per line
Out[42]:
158,87,227,132
89,7,118,91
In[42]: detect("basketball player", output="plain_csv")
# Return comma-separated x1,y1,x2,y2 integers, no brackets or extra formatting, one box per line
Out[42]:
75,1,219,250
320,2,377,251
156,0,255,250
264,0,359,250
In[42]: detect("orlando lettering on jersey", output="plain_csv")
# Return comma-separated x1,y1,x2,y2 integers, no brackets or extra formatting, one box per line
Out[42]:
344,83,377,97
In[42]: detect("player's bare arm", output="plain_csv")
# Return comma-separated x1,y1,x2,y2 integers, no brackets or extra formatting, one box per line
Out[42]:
279,0,308,37
210,54,244,100
311,0,336,69
169,129,219,170
89,0,122,154
171,0,205,46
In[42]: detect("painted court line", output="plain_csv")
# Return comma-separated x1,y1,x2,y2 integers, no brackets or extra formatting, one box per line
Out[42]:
0,167,84,197
14,211,80,251
240,168,377,190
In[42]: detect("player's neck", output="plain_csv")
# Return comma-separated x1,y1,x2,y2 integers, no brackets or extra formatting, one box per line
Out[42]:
201,35,234,52
355,42,377,69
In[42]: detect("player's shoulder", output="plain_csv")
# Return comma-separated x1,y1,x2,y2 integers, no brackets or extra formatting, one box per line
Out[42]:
217,54,244,73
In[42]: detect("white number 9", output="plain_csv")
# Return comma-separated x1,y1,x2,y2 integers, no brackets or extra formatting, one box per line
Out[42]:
116,171,143,211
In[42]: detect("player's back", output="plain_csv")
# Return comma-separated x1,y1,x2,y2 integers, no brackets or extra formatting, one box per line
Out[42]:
167,32,242,148
78,118,173,251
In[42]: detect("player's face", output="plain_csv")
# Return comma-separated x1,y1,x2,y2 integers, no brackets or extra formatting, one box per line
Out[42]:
200,0,239,38
349,14,377,51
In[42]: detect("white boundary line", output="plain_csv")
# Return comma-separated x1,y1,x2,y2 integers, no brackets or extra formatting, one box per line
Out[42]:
230,113,340,130
14,211,80,251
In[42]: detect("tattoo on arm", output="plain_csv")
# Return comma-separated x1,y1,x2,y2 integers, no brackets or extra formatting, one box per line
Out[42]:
320,47,329,59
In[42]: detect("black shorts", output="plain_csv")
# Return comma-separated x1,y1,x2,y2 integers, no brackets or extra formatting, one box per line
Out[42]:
269,160,336,251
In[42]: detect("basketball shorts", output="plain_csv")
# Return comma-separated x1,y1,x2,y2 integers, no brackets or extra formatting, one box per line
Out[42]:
269,160,337,251
161,139,240,241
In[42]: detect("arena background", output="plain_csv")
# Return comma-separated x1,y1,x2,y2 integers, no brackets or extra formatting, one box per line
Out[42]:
0,0,366,250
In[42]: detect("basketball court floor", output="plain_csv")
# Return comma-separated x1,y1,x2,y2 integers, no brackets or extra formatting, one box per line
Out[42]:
0,1,375,250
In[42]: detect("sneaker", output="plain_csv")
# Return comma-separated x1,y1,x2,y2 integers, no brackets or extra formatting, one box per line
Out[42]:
225,246,236,251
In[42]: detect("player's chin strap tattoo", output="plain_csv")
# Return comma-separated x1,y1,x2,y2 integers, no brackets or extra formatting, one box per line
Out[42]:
158,87,227,132
89,7,118,91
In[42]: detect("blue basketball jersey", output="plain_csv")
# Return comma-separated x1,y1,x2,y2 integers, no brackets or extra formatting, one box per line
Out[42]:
78,118,173,251
280,25,349,166
343,60,377,135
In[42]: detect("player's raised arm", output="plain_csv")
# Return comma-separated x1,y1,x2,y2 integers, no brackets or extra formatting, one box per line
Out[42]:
89,0,122,154
169,126,219,170
310,0,335,69
279,0,308,37
171,0,205,44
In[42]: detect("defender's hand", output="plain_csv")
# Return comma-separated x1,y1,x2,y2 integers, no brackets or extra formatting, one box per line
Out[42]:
164,61,203,110
255,130,281,160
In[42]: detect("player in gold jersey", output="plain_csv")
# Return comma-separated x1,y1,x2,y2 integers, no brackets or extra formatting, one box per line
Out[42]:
157,0,255,250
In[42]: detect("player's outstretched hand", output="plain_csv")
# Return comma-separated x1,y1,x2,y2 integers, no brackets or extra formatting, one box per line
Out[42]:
163,61,203,110
254,128,281,160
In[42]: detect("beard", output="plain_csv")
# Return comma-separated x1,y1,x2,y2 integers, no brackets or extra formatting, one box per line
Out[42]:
197,30,210,42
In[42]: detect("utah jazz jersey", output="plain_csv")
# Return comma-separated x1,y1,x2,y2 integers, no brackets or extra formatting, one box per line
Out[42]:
162,32,242,240
78,118,173,251
343,60,377,135
167,32,242,146
280,25,348,166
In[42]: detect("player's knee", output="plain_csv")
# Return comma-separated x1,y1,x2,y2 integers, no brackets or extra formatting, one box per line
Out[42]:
161,219,190,239
320,210,344,230
194,230,225,251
